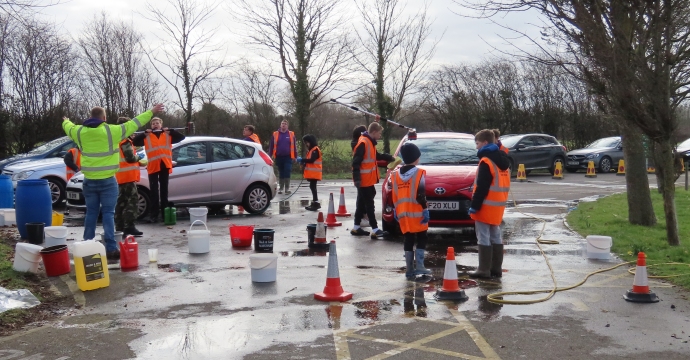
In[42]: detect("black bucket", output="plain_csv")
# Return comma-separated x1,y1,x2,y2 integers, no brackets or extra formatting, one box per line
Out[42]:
307,224,330,250
254,229,275,252
26,222,45,245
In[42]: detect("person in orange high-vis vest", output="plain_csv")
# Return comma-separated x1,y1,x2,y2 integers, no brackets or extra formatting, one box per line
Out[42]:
64,147,81,181
351,122,395,239
469,129,511,279
492,129,509,154
298,134,322,211
115,117,143,236
242,125,261,145
133,117,185,223
268,118,297,194
391,143,432,280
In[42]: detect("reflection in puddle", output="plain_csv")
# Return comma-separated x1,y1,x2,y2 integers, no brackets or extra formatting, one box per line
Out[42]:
325,304,343,330
403,283,428,317
279,249,328,257
477,295,503,321
352,299,400,325
279,200,291,214
158,263,195,273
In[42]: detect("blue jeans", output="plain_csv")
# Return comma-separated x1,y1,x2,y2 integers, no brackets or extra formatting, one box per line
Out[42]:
83,177,119,252
475,221,502,246
275,156,293,179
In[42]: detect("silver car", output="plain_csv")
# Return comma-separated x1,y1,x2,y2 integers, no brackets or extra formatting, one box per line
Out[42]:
66,136,278,217
565,136,624,173
1,158,69,204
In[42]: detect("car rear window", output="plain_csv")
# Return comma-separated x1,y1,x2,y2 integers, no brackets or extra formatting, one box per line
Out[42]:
400,138,479,165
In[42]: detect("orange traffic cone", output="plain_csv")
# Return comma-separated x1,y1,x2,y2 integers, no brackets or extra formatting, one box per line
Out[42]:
434,247,469,301
315,241,353,302
324,193,342,227
616,159,625,176
335,187,351,217
585,161,597,178
314,212,328,246
624,252,659,303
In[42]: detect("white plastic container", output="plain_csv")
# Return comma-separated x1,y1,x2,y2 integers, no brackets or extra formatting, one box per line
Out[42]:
250,253,278,282
13,243,43,273
188,220,210,254
3,209,16,226
586,235,612,260
44,226,68,247
189,207,208,225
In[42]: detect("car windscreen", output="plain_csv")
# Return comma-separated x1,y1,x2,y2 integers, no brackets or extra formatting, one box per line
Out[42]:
28,137,70,154
402,138,479,165
586,137,619,148
499,136,521,148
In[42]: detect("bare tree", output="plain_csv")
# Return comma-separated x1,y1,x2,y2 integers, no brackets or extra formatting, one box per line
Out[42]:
234,0,355,151
354,0,438,153
144,0,227,124
0,0,61,22
460,0,690,245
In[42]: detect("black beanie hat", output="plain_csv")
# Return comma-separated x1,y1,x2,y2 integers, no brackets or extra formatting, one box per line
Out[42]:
400,142,421,164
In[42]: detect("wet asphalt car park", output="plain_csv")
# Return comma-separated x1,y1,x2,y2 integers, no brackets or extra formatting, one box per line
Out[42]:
2,173,690,359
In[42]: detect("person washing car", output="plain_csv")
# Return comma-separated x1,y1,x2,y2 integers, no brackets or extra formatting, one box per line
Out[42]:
64,147,81,181
133,117,185,223
391,142,432,280
351,122,395,239
297,134,322,211
492,129,509,154
351,125,371,228
115,117,144,237
469,129,511,279
62,103,165,260
268,118,298,194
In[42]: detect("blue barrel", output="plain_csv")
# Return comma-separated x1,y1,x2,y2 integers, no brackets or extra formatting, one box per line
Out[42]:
16,179,52,239
0,175,13,208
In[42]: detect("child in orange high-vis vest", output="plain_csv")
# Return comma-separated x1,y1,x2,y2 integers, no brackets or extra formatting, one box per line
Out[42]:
469,129,511,279
390,143,431,279
298,134,322,211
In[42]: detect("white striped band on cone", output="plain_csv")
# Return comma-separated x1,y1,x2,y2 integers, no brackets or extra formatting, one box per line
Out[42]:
315,221,327,244
326,242,340,279
632,265,649,294
325,193,342,226
441,258,461,292
336,187,351,216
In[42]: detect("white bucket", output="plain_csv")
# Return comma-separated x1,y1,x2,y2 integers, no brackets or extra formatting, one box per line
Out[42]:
189,207,208,225
3,209,16,226
586,235,612,260
188,220,210,254
249,253,277,282
13,243,43,273
44,226,68,247
0,210,4,226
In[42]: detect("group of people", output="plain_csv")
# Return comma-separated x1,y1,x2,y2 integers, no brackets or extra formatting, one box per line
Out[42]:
62,104,187,260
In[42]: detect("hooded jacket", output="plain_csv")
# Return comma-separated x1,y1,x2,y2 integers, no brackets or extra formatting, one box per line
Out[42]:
398,165,427,209
471,143,511,210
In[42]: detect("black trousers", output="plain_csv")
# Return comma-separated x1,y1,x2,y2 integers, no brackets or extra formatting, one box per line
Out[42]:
149,167,169,218
308,180,318,201
404,230,428,251
354,185,377,229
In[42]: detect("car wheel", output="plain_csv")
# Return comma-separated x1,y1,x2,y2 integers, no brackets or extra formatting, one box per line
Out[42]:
565,168,578,173
599,156,612,173
382,218,401,236
136,188,151,220
549,156,564,175
45,177,65,204
243,183,271,214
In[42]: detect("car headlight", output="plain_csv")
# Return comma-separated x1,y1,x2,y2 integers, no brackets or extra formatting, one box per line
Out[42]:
586,153,600,159
12,170,34,181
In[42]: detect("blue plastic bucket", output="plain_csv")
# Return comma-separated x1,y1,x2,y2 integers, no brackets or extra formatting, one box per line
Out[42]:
15,179,52,239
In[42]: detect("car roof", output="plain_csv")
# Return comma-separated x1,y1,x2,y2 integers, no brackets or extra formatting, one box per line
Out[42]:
502,133,556,138
177,136,260,146
411,132,474,139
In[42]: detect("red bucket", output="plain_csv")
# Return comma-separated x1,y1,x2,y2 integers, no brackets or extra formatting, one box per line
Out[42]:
229,224,254,247
40,245,70,277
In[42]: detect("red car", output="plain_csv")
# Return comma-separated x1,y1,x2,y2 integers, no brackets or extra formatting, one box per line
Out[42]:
381,132,478,234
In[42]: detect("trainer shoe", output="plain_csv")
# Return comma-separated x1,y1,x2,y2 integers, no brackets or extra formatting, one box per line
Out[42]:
106,249,121,260
370,229,388,239
350,228,370,236
123,227,143,237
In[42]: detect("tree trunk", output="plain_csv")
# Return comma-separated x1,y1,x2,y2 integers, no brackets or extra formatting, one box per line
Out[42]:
620,124,656,226
654,139,680,246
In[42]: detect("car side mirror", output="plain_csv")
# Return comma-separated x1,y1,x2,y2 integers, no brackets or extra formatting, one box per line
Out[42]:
516,144,526,150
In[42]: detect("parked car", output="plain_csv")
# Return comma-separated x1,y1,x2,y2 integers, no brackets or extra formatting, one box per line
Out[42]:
676,138,690,161
1,158,69,204
565,136,623,173
0,136,76,173
499,134,567,175
381,132,478,235
66,136,278,218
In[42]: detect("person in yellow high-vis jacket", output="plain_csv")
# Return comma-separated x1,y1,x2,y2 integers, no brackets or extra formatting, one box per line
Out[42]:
62,103,165,260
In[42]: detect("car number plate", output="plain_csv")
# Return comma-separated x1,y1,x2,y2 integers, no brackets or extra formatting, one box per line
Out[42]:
67,192,80,200
567,161,579,166
428,201,459,211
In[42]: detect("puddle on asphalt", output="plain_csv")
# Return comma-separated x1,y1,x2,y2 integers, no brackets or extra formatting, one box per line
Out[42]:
158,263,196,273
279,249,328,257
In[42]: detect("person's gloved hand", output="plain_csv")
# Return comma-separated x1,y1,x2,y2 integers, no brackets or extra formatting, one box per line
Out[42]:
137,153,145,160
296,156,303,163
354,180,361,188
421,209,430,224
468,208,477,215
387,157,403,170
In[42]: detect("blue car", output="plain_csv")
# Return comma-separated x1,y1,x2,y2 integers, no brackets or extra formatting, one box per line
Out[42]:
565,136,624,173
0,137,76,173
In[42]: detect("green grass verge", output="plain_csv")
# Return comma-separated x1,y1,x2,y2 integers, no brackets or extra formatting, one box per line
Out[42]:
567,189,690,289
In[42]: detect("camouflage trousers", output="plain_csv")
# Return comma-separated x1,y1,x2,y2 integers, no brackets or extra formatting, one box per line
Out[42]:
115,182,138,230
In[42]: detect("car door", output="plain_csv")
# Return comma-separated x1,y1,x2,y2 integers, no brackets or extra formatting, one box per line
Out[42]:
611,139,624,165
168,141,213,203
533,136,555,169
514,136,538,169
210,141,256,202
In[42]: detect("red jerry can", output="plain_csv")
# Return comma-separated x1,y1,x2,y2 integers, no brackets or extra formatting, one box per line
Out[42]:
119,235,139,269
